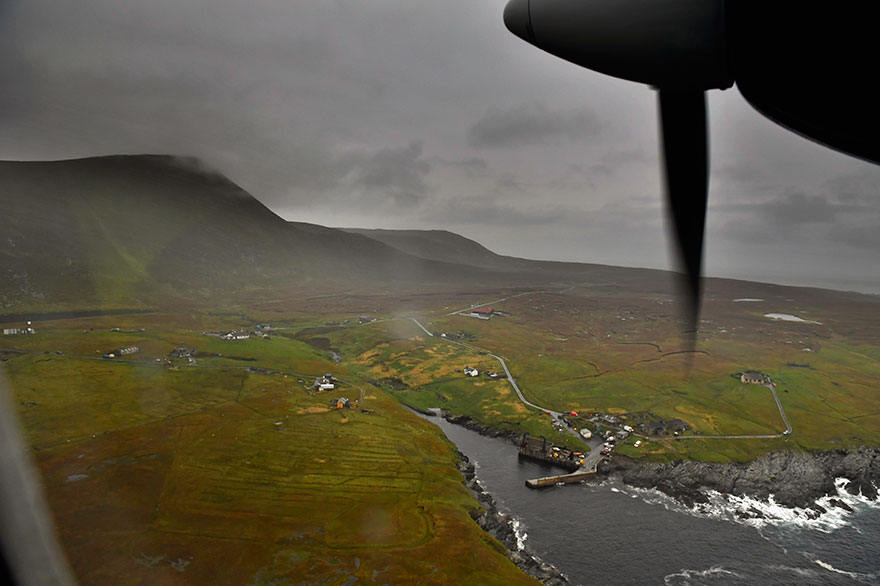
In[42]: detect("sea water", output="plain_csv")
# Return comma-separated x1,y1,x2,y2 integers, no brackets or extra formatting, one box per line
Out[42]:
419,414,880,585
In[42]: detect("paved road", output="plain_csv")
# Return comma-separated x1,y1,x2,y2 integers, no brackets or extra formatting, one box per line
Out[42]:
408,317,434,337
768,382,793,434
409,317,597,454
444,290,547,317
443,285,580,317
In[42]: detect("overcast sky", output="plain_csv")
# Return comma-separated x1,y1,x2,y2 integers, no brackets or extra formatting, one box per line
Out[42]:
2,0,879,293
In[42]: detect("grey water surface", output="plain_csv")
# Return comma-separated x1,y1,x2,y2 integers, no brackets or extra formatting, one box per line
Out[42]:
419,414,880,585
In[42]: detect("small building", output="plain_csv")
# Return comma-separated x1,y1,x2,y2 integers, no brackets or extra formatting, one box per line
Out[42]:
222,331,251,341
3,327,35,336
334,397,350,409
118,346,139,356
463,366,479,377
469,307,494,319
741,371,768,385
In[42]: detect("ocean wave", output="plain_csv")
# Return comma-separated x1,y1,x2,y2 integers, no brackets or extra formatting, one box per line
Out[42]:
663,565,741,585
601,478,880,533
510,517,528,551
813,559,879,582
763,563,821,578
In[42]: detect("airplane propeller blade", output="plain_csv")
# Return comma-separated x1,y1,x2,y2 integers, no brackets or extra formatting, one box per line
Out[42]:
657,90,709,331
503,0,729,337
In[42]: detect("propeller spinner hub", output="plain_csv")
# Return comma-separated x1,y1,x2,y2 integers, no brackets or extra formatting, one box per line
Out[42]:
504,0,733,91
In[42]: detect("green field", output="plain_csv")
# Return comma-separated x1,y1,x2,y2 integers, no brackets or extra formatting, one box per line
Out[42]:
3,313,540,585
4,281,880,584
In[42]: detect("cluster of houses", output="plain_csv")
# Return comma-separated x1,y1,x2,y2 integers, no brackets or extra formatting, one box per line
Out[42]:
169,347,195,358
221,331,251,341
314,374,336,391
207,327,275,340
643,418,690,436
459,365,503,379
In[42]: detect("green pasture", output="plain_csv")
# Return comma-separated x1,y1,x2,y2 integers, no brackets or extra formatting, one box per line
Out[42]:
3,317,540,586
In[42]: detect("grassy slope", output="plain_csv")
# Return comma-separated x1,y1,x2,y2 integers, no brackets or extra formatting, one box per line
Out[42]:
4,314,538,585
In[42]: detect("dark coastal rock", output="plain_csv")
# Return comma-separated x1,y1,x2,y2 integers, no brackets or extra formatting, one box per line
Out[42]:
444,413,521,442
597,447,880,510
456,451,570,586
829,498,854,512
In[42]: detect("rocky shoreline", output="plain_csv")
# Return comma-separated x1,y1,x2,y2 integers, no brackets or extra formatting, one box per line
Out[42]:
455,452,570,586
410,407,568,584
595,447,880,511
432,408,880,513
428,407,879,581
443,413,521,441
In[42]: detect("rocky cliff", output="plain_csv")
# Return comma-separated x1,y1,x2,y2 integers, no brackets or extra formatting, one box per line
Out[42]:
598,447,880,509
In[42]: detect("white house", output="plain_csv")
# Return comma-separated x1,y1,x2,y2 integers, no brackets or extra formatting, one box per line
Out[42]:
463,366,479,377
222,331,251,340
316,375,335,390
3,327,35,335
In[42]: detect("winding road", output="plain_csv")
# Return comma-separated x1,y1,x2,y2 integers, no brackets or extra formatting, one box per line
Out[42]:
408,318,598,454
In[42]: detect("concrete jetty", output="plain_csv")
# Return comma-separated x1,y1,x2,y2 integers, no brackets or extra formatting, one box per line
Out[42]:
525,465,599,488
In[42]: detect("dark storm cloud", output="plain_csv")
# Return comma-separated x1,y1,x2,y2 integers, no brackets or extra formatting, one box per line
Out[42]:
467,103,599,148
344,141,432,208
710,174,880,257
